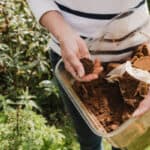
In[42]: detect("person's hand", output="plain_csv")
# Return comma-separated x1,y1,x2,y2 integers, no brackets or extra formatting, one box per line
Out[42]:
61,34,103,81
60,33,102,81
40,11,102,81
79,58,103,82
133,88,150,117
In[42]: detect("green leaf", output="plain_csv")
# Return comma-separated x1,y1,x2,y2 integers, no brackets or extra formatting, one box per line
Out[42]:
0,112,8,123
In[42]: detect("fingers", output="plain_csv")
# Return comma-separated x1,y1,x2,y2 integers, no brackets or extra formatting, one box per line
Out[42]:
62,37,91,78
94,59,102,68
79,59,103,82
62,51,85,78
64,57,101,82
64,61,85,81
61,36,102,81
64,62,77,78
61,47,85,78
64,55,103,82
67,55,85,77
93,59,103,74
80,74,98,82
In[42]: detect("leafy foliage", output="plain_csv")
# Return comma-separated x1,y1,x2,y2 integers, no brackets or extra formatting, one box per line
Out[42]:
148,0,150,9
0,0,74,149
0,108,66,150
0,0,59,103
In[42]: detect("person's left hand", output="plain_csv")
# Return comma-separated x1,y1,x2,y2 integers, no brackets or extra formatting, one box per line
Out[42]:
133,88,150,117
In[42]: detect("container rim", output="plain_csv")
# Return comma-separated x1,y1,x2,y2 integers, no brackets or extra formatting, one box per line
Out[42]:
54,59,140,138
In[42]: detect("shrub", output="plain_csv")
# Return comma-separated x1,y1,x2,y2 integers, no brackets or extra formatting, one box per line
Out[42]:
0,108,66,150
0,0,69,149
0,0,59,102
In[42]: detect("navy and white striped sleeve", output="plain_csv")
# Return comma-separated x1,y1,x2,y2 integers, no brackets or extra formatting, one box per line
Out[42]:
27,0,60,21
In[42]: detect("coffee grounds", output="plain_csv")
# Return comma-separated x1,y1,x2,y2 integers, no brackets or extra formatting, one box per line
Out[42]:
73,73,137,132
118,72,149,101
73,47,150,133
73,58,142,132
133,56,150,72
80,58,94,75
131,44,150,63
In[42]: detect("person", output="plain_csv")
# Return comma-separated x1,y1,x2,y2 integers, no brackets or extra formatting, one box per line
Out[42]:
27,0,150,150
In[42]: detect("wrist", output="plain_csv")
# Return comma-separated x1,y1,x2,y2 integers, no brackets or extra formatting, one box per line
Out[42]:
57,29,77,45
40,10,77,44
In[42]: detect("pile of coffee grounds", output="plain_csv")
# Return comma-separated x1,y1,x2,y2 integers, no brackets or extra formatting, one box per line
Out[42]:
117,45,150,114
73,45,150,132
133,56,150,72
73,72,136,132
73,50,150,132
80,58,94,74
117,73,149,108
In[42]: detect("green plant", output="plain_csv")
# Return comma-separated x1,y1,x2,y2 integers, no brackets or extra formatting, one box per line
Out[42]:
0,0,58,103
0,0,81,149
148,0,150,9
0,108,66,150
0,0,70,149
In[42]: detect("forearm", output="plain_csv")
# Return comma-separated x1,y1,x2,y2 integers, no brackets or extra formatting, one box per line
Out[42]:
40,11,75,42
38,10,98,81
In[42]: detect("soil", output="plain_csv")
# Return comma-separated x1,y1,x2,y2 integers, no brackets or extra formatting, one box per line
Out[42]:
80,58,94,74
73,45,150,132
73,68,136,132
133,56,150,72
131,44,150,63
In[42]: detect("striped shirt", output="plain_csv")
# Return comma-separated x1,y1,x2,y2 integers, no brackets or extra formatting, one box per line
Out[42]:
27,0,150,62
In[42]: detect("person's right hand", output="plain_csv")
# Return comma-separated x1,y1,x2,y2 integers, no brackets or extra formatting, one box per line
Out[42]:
40,11,102,81
60,33,102,81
